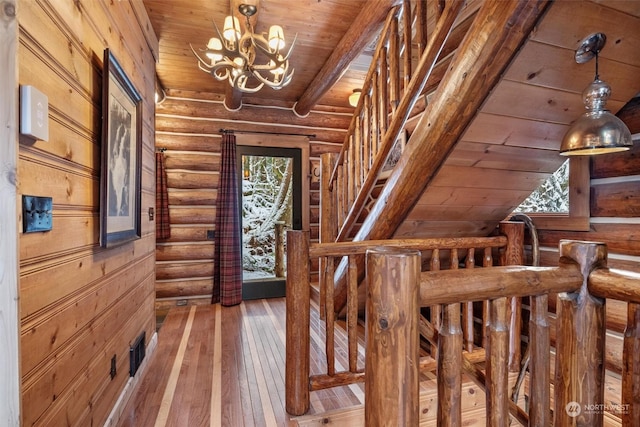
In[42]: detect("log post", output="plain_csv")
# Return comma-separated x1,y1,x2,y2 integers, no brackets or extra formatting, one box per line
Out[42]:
554,240,607,427
622,302,640,425
499,221,524,372
365,247,420,427
285,230,310,415
320,153,338,319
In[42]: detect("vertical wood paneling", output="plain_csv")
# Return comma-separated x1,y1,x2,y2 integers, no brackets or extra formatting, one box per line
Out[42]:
0,0,21,425
18,0,157,425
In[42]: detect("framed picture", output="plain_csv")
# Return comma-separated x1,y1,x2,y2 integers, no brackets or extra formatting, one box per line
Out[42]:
100,49,142,248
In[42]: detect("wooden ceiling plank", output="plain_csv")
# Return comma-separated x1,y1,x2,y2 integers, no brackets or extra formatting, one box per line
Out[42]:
292,0,401,117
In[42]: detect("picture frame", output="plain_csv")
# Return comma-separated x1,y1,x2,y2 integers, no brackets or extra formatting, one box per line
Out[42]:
100,49,142,248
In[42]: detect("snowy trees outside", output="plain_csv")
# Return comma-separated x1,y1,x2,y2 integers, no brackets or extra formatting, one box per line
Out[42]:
514,159,569,213
241,155,292,279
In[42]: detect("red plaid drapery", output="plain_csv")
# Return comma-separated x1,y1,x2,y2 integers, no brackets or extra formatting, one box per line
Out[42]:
155,151,171,240
213,133,242,306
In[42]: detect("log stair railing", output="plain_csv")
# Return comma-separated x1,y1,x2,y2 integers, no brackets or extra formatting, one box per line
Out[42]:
286,227,640,425
285,221,524,418
327,0,467,243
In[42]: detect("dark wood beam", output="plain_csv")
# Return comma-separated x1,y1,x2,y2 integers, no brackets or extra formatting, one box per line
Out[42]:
293,0,401,117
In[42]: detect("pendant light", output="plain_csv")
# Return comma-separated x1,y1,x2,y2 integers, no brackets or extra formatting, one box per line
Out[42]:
560,33,632,156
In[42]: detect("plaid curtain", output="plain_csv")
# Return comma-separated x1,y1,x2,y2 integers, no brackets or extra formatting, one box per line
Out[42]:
156,151,171,240
213,133,242,306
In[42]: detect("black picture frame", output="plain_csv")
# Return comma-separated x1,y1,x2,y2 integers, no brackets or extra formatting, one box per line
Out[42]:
100,49,142,248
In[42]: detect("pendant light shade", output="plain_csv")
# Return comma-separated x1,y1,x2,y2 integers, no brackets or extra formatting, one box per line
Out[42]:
560,33,633,156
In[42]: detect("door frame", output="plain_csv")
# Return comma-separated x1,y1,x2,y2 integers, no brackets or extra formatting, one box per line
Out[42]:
235,134,310,299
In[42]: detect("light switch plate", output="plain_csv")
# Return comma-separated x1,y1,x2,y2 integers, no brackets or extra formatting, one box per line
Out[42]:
20,85,49,141
22,195,53,233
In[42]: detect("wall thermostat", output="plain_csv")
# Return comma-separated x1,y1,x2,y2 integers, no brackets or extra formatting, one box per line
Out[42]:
20,85,49,142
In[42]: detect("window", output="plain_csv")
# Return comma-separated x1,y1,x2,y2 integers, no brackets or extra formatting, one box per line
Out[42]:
513,156,590,231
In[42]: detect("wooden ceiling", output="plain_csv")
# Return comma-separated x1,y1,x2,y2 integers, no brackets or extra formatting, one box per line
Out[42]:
142,0,385,110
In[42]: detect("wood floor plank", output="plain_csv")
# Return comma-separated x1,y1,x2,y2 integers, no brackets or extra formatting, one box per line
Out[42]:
209,304,221,427
154,306,196,426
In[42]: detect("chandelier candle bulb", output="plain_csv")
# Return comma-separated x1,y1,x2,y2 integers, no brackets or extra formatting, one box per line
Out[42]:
223,16,241,42
190,3,296,93
268,25,285,51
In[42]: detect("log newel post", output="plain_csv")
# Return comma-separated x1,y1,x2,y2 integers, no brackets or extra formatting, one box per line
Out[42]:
499,221,524,372
554,240,607,427
285,230,310,415
365,247,421,427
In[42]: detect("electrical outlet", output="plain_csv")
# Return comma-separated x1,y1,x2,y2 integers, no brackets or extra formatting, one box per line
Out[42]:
110,355,117,379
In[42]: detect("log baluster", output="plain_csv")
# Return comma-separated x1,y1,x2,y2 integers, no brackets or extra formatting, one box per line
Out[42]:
528,294,550,426
482,247,493,348
325,253,336,376
414,0,427,55
486,296,509,427
401,0,412,90
378,49,389,136
463,248,475,352
430,248,442,359
438,302,462,426
285,230,310,415
365,247,420,427
499,221,524,371
388,13,400,114
320,153,338,319
347,256,359,372
554,240,607,426
622,302,640,425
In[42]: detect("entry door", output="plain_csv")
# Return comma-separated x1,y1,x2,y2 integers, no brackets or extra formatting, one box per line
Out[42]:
237,146,302,299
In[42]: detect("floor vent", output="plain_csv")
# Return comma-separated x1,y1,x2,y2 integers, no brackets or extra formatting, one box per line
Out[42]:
129,331,146,377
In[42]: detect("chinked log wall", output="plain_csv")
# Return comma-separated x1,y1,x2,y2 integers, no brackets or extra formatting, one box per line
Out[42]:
154,92,351,312
18,0,157,425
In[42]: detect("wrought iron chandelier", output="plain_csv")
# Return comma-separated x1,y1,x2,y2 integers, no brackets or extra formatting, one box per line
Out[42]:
191,3,296,93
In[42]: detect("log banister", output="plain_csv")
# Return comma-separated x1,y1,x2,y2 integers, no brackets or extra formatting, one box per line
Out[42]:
286,228,640,424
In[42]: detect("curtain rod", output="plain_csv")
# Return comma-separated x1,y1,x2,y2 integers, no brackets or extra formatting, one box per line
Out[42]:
219,128,316,138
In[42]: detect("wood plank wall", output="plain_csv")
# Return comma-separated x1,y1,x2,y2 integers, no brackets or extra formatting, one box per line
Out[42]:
537,108,640,274
18,0,158,425
154,91,349,313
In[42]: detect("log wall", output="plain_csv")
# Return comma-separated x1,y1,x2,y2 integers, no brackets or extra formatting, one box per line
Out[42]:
154,91,348,312
18,0,158,425
537,109,640,274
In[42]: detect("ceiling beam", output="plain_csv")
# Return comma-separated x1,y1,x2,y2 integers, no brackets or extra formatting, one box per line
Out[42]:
293,0,401,117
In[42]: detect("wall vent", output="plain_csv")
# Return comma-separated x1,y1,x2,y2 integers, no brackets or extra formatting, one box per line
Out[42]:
129,331,146,377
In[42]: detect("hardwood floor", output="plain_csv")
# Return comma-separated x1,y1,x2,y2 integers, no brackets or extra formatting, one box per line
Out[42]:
117,298,365,427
